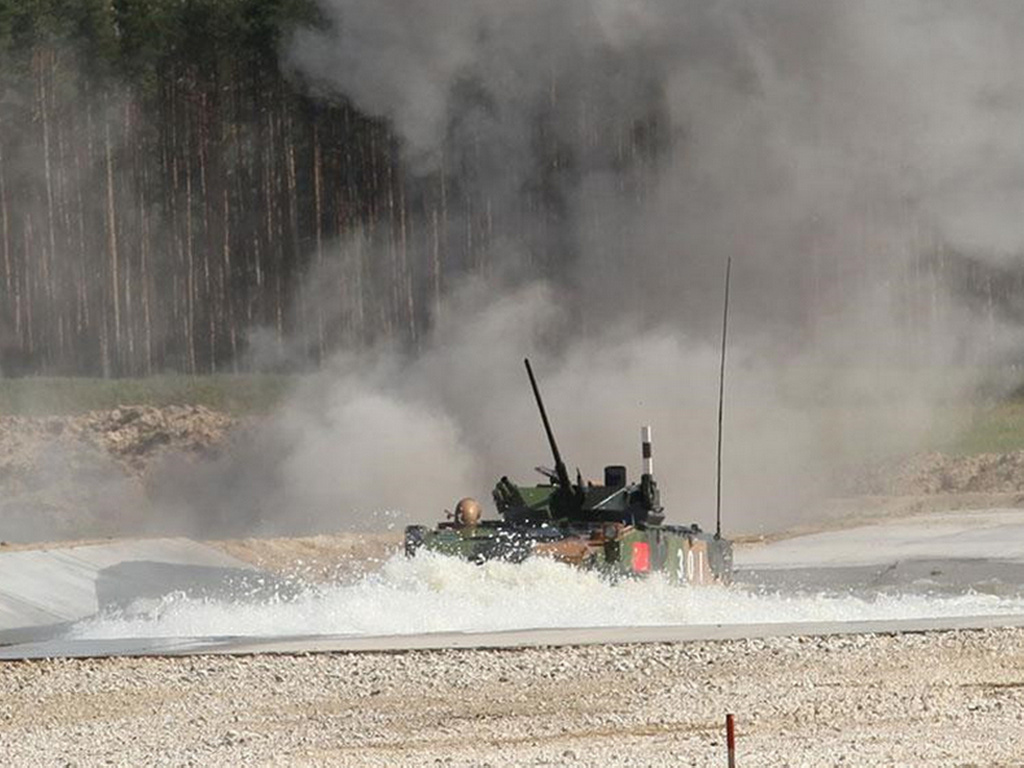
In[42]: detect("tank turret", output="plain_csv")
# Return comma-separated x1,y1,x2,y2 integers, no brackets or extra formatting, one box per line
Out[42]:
404,358,733,584
493,359,666,528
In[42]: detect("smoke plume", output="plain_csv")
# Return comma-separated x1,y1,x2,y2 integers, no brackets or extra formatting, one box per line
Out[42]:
154,1,1024,536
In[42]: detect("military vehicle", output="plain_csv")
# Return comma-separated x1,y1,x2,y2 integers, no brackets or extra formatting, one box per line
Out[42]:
404,358,733,585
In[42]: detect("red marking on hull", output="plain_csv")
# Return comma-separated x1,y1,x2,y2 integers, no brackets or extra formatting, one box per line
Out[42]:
632,542,650,572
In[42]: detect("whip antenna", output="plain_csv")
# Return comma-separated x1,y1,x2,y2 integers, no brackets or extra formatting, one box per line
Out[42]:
715,257,732,540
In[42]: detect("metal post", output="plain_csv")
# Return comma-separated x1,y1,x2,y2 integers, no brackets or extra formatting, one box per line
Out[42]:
641,425,653,477
715,257,731,540
726,713,736,768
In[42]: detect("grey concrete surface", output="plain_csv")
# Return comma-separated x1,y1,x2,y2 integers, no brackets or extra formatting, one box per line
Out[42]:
3,613,1024,660
734,508,1024,596
4,509,1024,660
0,539,255,645
737,509,1024,568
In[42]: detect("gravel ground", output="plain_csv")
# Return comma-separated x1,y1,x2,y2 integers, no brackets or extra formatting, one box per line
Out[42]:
1,628,1023,766
4,408,1024,765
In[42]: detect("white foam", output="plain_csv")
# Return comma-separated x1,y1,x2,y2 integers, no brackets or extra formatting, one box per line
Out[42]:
67,552,1024,640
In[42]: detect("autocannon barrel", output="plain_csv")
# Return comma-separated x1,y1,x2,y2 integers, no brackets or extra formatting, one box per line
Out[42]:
524,358,573,494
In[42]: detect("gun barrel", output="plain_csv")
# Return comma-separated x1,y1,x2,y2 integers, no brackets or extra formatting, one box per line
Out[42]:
524,358,572,491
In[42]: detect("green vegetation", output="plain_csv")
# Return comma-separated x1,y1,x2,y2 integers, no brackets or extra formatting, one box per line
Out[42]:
948,398,1024,456
0,375,298,416
0,0,663,379
0,0,402,378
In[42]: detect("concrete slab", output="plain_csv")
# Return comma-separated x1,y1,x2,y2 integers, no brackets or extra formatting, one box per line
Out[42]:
5,508,1024,660
0,539,255,644
737,509,1024,569
3,613,1024,660
733,508,1024,596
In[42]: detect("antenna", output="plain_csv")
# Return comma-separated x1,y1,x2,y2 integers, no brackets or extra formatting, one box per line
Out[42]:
715,257,732,540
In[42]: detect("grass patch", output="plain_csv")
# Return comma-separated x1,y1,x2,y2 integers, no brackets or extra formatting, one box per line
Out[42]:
0,374,299,416
947,398,1024,455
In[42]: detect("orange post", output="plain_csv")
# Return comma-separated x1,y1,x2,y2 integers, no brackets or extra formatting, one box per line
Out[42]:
726,713,736,767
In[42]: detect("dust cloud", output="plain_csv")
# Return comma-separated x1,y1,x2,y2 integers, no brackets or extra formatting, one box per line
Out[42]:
21,2,1024,540
183,0,1015,535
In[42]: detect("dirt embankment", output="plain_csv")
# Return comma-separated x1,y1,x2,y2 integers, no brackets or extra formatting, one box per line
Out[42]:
3,405,1024,547
0,405,236,476
800,452,1024,535
854,450,1024,496
0,406,239,542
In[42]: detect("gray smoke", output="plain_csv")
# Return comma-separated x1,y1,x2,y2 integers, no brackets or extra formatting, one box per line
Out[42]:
288,1,1024,330
165,0,1024,536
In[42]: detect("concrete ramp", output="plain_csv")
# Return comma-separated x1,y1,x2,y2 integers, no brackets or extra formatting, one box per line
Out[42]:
4,510,1024,661
735,509,1024,595
739,509,1024,569
0,539,255,645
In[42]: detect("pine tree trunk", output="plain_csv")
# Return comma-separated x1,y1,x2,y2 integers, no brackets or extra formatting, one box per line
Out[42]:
122,99,138,373
0,142,11,305
312,119,325,361
140,161,153,377
284,106,301,350
198,87,215,372
431,205,441,321
185,130,197,376
104,114,122,377
398,172,415,343
38,47,56,367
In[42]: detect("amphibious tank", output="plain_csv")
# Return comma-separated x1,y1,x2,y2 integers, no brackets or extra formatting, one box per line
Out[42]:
404,359,732,585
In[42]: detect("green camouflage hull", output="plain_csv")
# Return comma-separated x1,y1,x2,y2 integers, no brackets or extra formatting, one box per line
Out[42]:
404,521,733,585
407,359,735,586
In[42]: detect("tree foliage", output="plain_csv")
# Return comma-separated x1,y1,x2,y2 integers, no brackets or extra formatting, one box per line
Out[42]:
0,0,674,377
0,0,397,376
